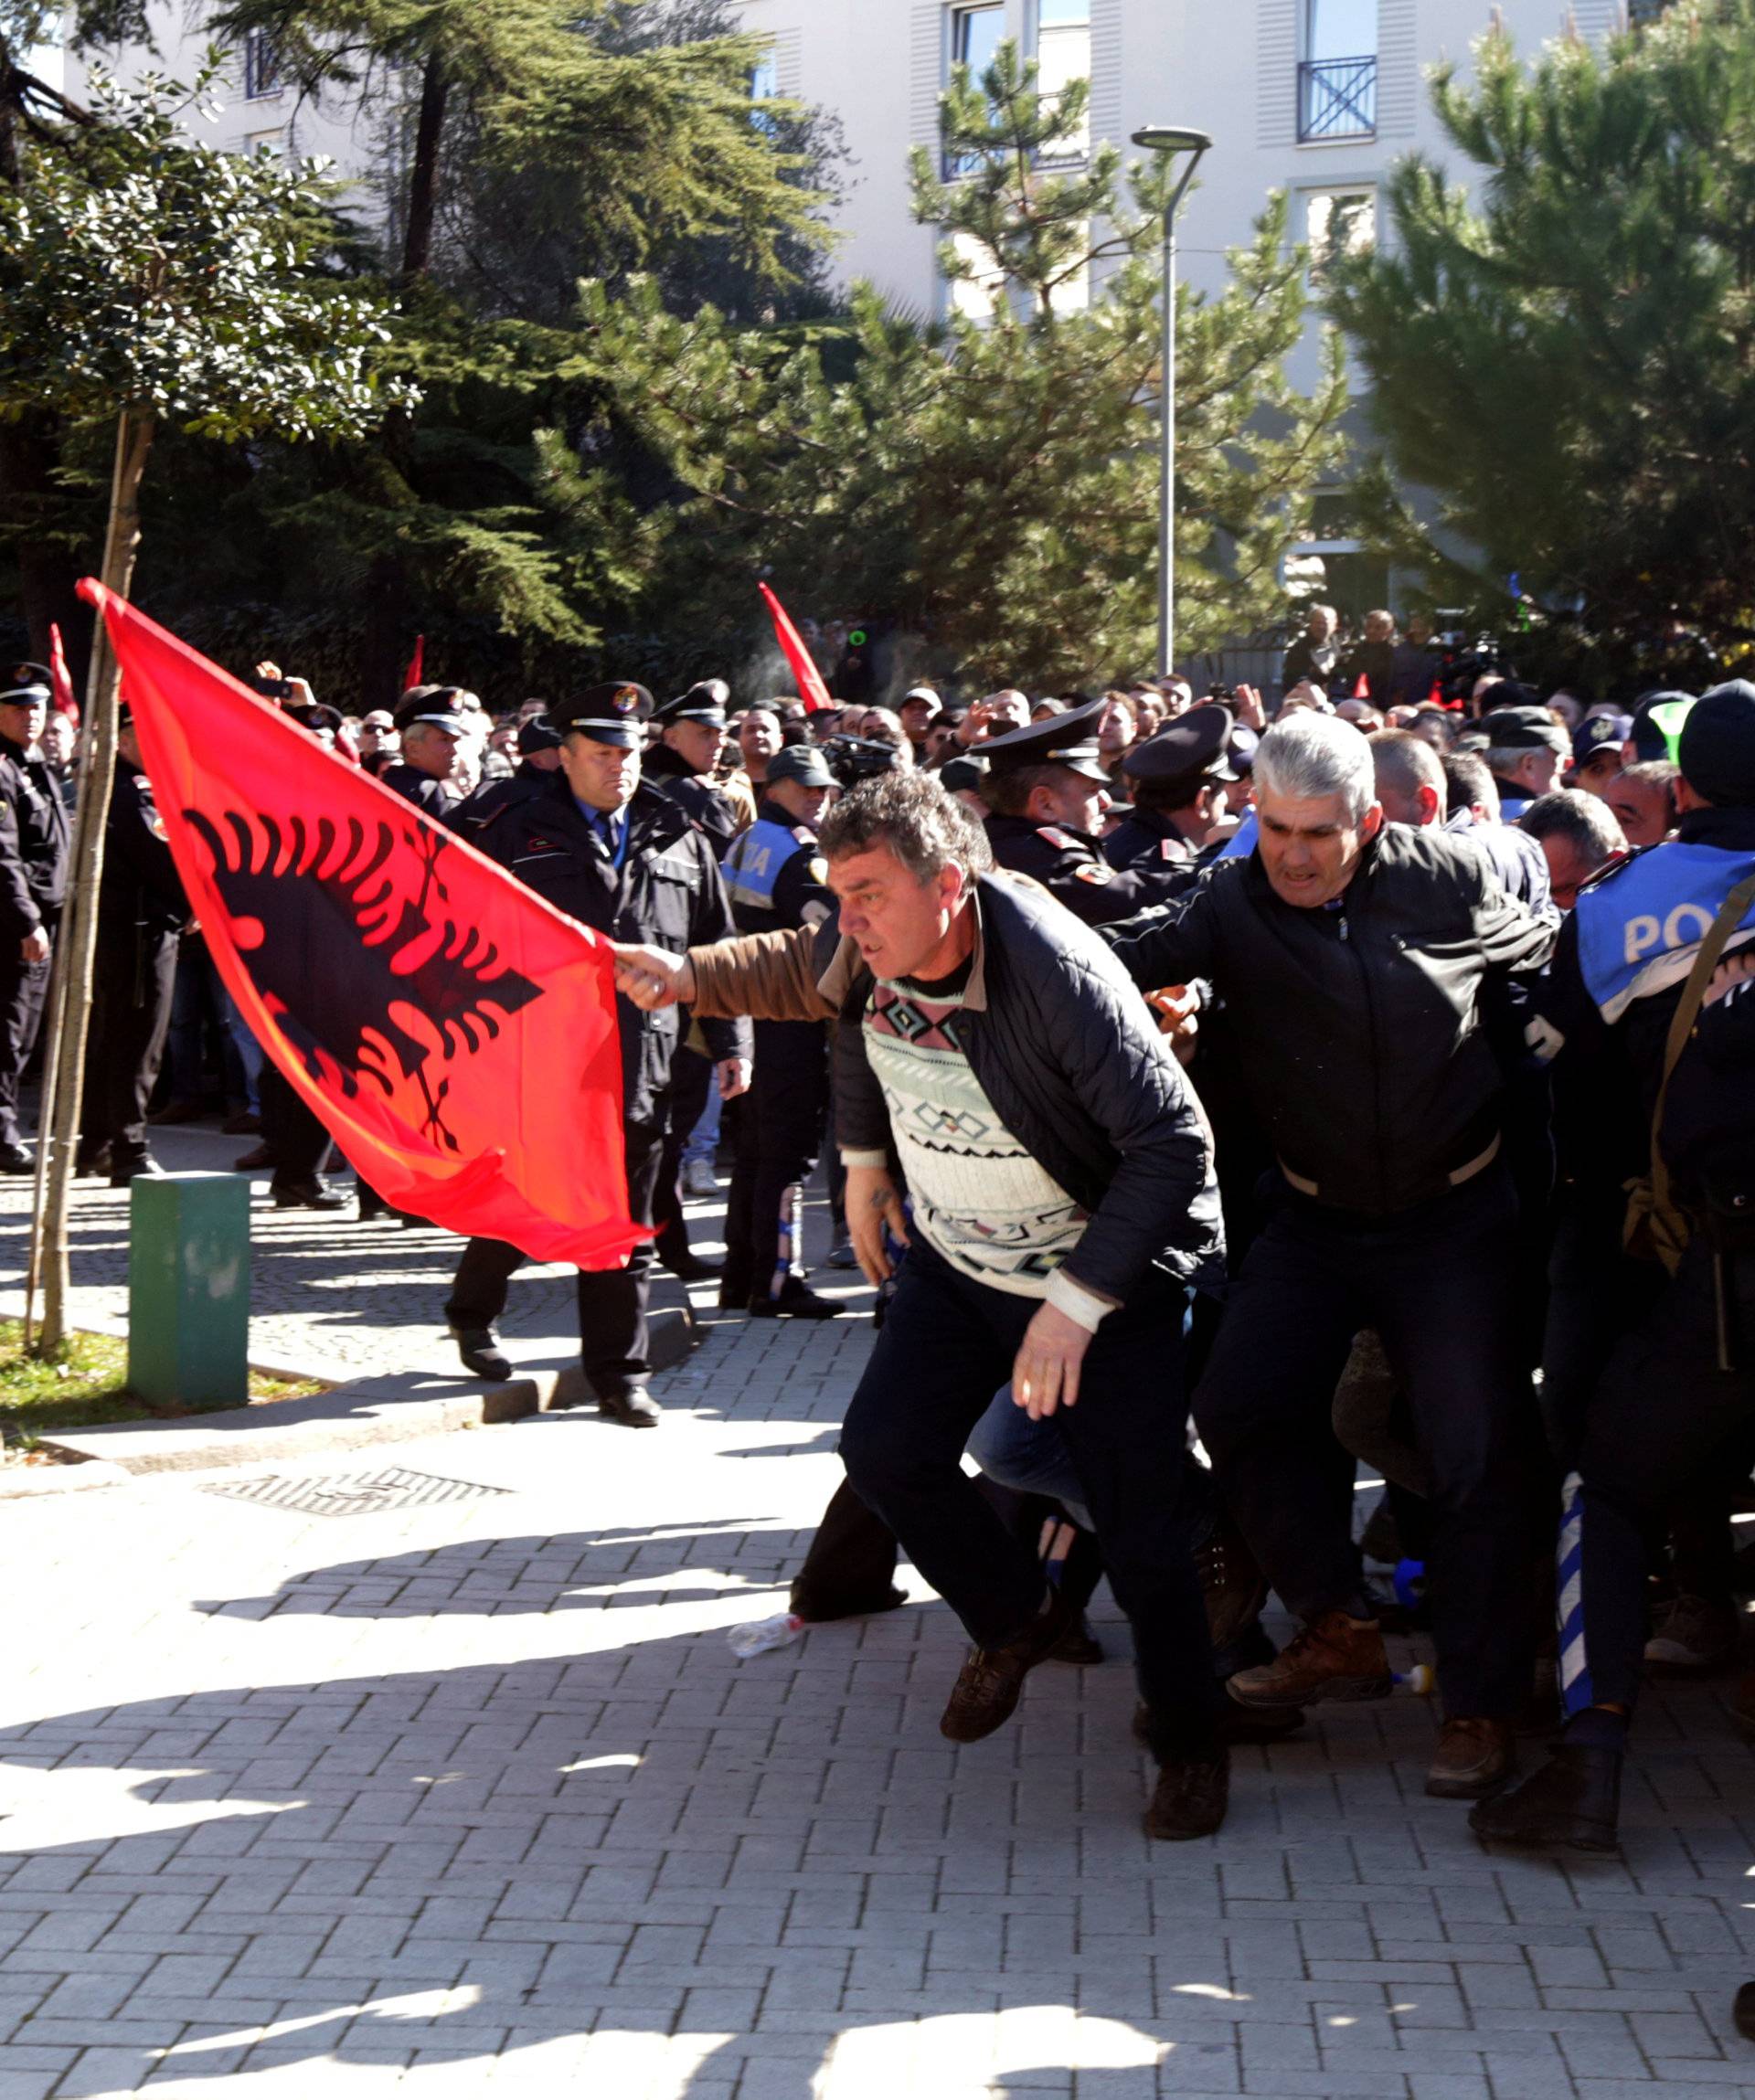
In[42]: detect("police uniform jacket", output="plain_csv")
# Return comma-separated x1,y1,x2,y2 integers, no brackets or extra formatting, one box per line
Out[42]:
468,773,750,1122
1101,824,1558,1216
378,762,455,821
100,763,186,943
1537,804,1755,1210
642,744,741,854
0,731,69,941
984,812,1197,928
443,763,550,840
1103,806,1200,876
721,799,835,937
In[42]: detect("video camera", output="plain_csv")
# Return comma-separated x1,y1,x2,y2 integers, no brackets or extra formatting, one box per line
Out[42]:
822,734,904,788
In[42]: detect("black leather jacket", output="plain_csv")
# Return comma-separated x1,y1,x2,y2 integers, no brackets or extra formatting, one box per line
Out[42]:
1101,824,1558,1216
833,874,1223,1304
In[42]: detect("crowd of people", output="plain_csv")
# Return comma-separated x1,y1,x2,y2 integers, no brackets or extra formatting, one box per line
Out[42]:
0,611,1751,1866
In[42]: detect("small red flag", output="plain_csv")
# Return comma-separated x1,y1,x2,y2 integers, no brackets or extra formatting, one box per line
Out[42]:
47,623,78,724
79,580,643,1269
402,634,424,692
1353,672,1370,699
758,582,833,713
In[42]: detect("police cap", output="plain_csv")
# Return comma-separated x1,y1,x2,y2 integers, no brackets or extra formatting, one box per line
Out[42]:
765,741,836,791
0,662,51,707
938,755,986,795
516,717,564,757
288,701,345,737
545,681,654,748
1574,711,1631,763
1123,703,1237,789
1228,724,1259,774
980,695,1108,783
393,684,473,737
654,680,729,731
1481,704,1569,756
1678,680,1755,809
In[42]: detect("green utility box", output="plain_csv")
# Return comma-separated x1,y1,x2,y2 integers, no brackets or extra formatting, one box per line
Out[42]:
127,1172,251,1407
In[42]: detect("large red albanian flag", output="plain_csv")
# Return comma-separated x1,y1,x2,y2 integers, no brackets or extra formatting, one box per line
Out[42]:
80,582,644,1268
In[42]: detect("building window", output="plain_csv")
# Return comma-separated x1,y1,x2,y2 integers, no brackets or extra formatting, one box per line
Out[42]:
948,229,1008,322
243,28,282,101
749,50,779,102
1298,0,1375,141
1037,0,1090,162
945,5,1005,175
1303,186,1376,281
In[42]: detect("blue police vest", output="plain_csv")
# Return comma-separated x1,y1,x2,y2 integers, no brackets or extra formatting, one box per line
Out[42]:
722,817,805,925
1573,840,1755,1023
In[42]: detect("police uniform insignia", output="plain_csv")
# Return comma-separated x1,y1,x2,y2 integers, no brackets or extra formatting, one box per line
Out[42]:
1072,862,1115,884
612,684,641,716
791,826,814,845
1037,826,1080,850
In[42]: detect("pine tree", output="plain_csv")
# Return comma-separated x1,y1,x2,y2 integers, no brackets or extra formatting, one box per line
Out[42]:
1327,0,1755,681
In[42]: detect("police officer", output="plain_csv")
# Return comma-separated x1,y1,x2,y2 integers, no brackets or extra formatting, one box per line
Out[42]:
979,696,1207,926
644,683,741,853
443,681,750,1425
381,686,471,815
79,708,187,1185
1105,704,1238,874
446,717,565,841
1474,681,1755,1854
718,740,842,1318
0,663,69,1172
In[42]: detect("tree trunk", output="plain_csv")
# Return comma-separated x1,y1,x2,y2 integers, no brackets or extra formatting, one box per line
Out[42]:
401,54,450,281
31,408,154,1355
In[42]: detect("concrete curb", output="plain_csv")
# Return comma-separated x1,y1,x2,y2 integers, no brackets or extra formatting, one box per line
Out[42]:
24,1295,698,1481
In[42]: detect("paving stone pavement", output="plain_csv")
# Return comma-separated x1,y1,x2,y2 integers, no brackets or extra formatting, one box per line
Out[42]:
5,1126,1755,2095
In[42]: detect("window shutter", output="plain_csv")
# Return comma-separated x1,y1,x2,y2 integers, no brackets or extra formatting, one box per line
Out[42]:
911,5,946,155
1375,0,1419,137
771,27,803,99
1089,0,1123,147
1257,0,1298,148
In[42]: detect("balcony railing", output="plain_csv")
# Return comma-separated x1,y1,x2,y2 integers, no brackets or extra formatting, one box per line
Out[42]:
1298,56,1377,142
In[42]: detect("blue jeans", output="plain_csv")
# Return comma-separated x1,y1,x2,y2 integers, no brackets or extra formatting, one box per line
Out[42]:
966,1388,1093,1531
682,1064,721,1168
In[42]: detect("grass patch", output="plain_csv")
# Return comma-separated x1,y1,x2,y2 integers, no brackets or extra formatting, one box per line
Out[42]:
0,1320,326,1439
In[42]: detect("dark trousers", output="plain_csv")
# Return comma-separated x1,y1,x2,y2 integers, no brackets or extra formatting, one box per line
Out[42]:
81,927,177,1168
1570,1235,1755,1713
445,1118,666,1399
258,1064,330,1180
724,1018,829,1300
0,910,54,1147
838,1237,1220,1758
1194,1164,1541,1719
653,1044,712,1269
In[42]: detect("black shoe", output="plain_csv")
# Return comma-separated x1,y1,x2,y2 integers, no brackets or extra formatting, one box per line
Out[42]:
356,1190,410,1223
1469,1744,1622,1853
940,1590,1077,1743
271,1176,349,1211
717,1276,752,1313
1734,1981,1755,2044
1136,1698,1304,1749
749,1279,844,1320
450,1325,513,1383
0,1140,32,1174
233,1142,273,1172
1047,1612,1104,1666
663,1251,722,1281
111,1154,165,1187
825,1235,858,1270
598,1384,661,1428
76,1145,111,1179
1144,1749,1229,1840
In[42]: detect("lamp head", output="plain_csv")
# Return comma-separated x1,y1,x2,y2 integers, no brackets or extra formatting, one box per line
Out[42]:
1131,125,1213,155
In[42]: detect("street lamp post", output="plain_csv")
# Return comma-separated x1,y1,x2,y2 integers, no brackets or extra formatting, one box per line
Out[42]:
1131,126,1212,679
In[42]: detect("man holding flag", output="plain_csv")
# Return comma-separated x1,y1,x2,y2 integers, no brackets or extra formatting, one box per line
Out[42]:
441,681,750,1424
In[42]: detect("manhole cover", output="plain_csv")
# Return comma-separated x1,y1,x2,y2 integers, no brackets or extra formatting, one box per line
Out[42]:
203,1467,511,1517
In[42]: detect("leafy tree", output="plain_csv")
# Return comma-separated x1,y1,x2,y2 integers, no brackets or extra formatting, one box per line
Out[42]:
578,37,1349,690
1327,0,1755,681
0,66,413,1350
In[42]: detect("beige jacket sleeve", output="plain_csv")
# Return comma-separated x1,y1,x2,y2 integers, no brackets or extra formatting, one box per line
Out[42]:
685,925,841,1024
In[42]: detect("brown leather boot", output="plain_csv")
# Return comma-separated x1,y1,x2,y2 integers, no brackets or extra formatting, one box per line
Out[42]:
940,1591,1076,1743
1227,1609,1391,1709
1196,1509,1270,1651
1144,1750,1229,1840
1426,1716,1516,1799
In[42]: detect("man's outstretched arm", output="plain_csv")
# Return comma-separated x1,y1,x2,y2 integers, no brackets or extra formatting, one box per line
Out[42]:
611,922,837,1024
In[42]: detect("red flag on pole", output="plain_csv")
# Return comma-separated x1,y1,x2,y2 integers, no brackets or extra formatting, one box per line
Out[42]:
758,582,833,713
47,623,78,724
401,634,424,692
78,579,643,1269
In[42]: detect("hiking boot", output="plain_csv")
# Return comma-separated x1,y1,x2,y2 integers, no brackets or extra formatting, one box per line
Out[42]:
1644,1593,1740,1675
1227,1610,1391,1709
749,1279,844,1320
940,1591,1076,1743
1469,1743,1621,1853
450,1324,513,1383
1137,1699,1303,1748
1144,1750,1229,1840
1196,1509,1270,1652
1426,1716,1516,1799
598,1384,662,1428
